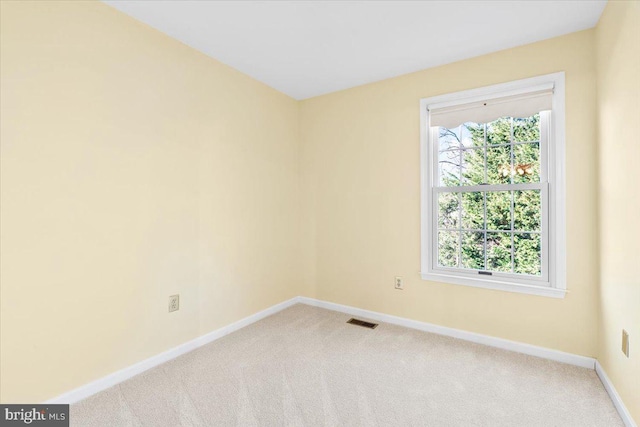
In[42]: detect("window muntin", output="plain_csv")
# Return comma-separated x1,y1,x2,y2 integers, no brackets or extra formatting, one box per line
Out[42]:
431,113,549,284
433,113,547,279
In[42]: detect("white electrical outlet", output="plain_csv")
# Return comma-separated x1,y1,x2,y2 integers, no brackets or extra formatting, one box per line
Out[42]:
622,329,629,357
169,294,179,312
394,276,403,290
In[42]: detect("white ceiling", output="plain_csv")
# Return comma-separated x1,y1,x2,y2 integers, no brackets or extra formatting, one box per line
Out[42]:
103,0,607,100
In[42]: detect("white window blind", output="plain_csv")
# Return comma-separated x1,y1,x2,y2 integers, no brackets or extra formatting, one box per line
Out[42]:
428,83,554,129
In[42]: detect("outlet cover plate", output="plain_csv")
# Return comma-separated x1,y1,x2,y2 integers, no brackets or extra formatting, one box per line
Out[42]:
169,294,180,312
622,329,629,357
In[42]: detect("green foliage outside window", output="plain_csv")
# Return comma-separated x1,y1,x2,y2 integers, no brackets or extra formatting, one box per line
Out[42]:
437,115,542,276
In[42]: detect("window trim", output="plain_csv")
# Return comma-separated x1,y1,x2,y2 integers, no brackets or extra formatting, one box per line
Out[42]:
420,72,566,298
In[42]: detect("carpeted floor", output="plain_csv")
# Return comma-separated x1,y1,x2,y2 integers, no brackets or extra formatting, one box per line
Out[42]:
71,304,623,426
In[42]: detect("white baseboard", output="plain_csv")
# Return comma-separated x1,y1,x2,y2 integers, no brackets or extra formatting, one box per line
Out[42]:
595,361,637,427
49,293,630,424
44,297,300,404
297,296,596,369
303,297,640,425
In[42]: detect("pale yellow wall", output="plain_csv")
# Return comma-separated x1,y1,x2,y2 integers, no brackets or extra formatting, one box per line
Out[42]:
300,30,600,357
596,0,640,422
0,1,304,402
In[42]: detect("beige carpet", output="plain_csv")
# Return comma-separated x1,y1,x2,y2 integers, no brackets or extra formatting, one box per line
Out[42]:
71,304,622,426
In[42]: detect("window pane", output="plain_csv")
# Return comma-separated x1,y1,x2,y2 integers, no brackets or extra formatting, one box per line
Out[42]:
438,193,459,229
514,190,541,231
433,113,545,279
487,232,512,272
461,232,484,270
486,117,511,145
438,149,460,186
461,192,484,230
514,233,541,275
513,142,540,183
461,148,485,186
459,123,478,148
486,145,511,184
439,126,462,151
486,191,511,230
513,114,540,142
462,122,485,148
438,231,459,267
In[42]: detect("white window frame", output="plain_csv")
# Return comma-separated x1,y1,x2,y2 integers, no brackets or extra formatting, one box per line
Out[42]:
420,72,566,298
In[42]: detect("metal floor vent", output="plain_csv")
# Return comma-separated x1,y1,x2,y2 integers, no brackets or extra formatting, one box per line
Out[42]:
347,318,378,329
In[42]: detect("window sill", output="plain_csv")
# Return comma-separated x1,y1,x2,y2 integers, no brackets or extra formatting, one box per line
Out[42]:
420,272,566,298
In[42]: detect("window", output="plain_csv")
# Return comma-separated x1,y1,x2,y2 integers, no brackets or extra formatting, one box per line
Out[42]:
420,73,566,298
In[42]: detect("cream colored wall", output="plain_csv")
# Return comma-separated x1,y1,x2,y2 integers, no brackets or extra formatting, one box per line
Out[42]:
0,1,304,402
300,30,599,357
596,0,640,422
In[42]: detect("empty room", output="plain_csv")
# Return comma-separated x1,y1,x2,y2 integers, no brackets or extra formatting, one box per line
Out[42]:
1,0,638,426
